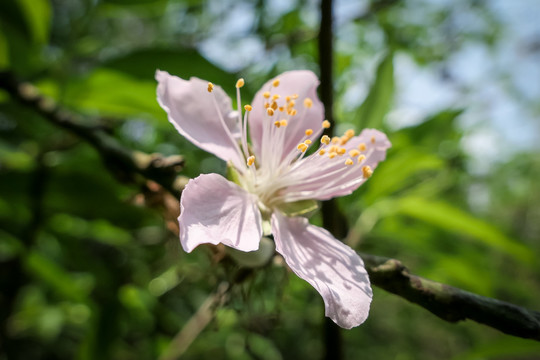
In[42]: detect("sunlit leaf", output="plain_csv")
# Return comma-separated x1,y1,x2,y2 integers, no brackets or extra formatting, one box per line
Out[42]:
397,196,534,263
356,52,394,128
16,0,51,45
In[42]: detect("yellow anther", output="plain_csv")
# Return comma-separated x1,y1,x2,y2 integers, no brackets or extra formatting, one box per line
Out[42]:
247,156,255,166
362,165,373,178
207,82,214,92
289,109,297,116
345,158,354,166
319,149,326,155
331,137,340,144
244,104,252,112
322,120,331,128
292,94,299,99
273,79,280,87
274,121,281,128
287,100,296,108
267,108,275,116
272,94,281,100
329,145,338,153
328,152,337,159
358,143,367,151
280,119,288,127
271,101,278,110
371,135,376,144
305,129,313,136
297,143,308,152
340,136,350,145
345,129,355,138
337,147,347,155
357,154,366,163
304,139,312,145
286,96,291,102
264,102,270,108
349,149,360,157
263,92,271,99
321,135,330,145
304,98,313,108
236,78,245,88
279,106,285,112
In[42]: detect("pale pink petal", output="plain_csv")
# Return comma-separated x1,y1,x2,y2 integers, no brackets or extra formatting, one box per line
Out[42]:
248,70,324,160
272,212,372,329
179,173,262,253
279,129,391,202
156,70,244,169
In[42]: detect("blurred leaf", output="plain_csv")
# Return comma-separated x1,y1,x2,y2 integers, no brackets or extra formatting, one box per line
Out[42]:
102,48,237,86
356,52,394,128
38,69,160,118
24,251,91,302
452,336,540,360
16,0,51,45
396,196,534,263
364,147,444,204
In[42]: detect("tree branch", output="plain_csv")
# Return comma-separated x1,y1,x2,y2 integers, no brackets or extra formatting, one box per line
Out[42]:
361,253,540,341
0,71,185,198
2,71,539,342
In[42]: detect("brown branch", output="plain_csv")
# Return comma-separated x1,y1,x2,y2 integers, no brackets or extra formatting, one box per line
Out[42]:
361,253,540,340
2,71,540,342
0,71,185,198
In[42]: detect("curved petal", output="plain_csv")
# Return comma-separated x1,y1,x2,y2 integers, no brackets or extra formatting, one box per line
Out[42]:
248,70,325,162
278,129,391,202
272,212,372,329
179,173,262,253
156,70,244,169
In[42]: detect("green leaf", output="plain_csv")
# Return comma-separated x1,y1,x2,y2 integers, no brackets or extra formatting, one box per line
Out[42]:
16,0,51,45
396,196,534,263
364,147,444,204
24,251,91,302
356,52,394,128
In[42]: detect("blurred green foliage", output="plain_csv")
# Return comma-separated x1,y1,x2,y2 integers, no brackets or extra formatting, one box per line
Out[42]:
1,0,539,359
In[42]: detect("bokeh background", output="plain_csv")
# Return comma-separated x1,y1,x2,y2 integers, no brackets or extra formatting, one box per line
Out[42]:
1,0,540,359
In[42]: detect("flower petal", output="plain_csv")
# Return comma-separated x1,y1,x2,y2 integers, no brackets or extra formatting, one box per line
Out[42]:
279,129,391,202
248,70,324,161
272,212,372,329
179,173,262,253
156,70,244,169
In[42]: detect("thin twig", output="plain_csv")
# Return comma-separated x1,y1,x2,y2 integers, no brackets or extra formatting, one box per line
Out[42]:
159,282,230,360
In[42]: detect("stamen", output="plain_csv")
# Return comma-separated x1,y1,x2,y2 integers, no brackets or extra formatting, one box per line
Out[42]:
279,106,285,112
207,82,214,92
267,108,275,116
340,136,350,145
263,92,271,99
305,129,313,136
328,152,337,159
292,94,299,99
345,129,355,138
297,143,308,152
289,109,297,116
247,156,255,166
322,120,331,128
304,98,313,108
321,135,330,145
274,121,281,128
337,148,346,155
349,149,360,157
304,139,312,145
244,104,252,111
345,158,354,166
264,102,270,108
331,137,340,144
319,149,326,155
273,79,280,87
236,78,245,88
271,101,278,110
272,94,280,100
358,143,367,151
362,165,373,178
371,135,376,144
280,119,288,127
357,154,366,163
